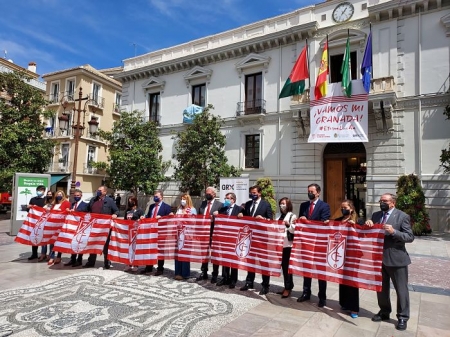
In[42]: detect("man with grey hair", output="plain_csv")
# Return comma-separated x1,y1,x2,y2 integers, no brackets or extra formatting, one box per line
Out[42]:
365,193,414,331
196,186,223,283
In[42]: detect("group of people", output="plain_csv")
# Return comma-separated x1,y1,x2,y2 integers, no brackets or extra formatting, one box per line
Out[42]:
26,182,414,331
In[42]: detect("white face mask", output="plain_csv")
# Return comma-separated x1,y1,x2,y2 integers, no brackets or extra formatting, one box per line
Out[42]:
280,204,286,211
181,200,187,207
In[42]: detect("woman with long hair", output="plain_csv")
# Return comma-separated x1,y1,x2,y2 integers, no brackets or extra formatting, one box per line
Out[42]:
174,193,197,280
47,190,70,265
277,197,297,299
124,196,144,272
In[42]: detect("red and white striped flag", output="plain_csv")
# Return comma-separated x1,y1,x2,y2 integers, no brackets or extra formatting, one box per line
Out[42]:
52,212,112,255
211,215,285,277
289,220,385,291
157,215,211,262
108,218,158,266
15,206,66,246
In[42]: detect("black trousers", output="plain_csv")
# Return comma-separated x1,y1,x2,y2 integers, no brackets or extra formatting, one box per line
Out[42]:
339,284,359,312
281,247,294,290
87,229,111,265
245,272,270,287
70,254,83,263
222,266,238,283
31,245,38,256
303,277,327,300
200,262,219,277
377,264,410,320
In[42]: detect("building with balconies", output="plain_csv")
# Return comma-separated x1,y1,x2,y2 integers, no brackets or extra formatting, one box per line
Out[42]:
42,65,122,198
115,0,450,231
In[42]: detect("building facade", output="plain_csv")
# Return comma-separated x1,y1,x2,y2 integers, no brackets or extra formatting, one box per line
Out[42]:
42,65,122,198
115,0,450,230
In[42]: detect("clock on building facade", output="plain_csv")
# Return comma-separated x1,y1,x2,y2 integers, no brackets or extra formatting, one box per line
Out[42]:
332,2,354,23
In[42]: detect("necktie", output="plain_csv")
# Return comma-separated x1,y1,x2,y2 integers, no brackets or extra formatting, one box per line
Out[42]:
153,203,159,218
381,212,389,224
308,202,314,217
205,202,211,216
227,206,232,216
74,202,77,211
250,202,256,216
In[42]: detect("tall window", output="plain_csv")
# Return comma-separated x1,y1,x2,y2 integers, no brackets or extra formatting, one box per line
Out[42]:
115,93,122,112
51,83,59,103
192,84,206,107
330,51,357,83
60,144,70,168
66,79,75,100
149,93,160,123
87,146,96,173
245,73,262,114
245,135,260,169
93,83,101,104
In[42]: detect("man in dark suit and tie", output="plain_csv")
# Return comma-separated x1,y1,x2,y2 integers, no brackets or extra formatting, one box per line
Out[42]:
214,192,243,289
64,189,89,267
238,185,273,295
141,190,173,275
196,186,223,282
297,183,331,307
366,193,414,331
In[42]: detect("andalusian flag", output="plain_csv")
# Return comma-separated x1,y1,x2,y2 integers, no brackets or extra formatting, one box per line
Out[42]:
279,45,309,98
314,42,328,99
341,36,352,97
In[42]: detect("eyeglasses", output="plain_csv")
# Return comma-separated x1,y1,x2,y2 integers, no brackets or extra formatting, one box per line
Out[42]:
379,199,391,203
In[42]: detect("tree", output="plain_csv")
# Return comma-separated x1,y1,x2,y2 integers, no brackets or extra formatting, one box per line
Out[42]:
0,71,55,191
97,110,169,194
440,105,450,173
256,177,277,217
172,104,241,194
396,174,431,236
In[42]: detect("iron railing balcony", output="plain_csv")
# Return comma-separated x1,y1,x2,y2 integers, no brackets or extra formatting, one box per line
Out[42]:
88,93,105,109
46,161,72,173
236,99,266,116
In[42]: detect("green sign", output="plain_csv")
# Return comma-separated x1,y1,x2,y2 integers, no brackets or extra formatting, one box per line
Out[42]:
18,177,49,188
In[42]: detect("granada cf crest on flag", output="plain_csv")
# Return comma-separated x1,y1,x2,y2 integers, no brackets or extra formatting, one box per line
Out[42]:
71,213,94,253
177,225,186,251
235,225,252,258
327,232,346,270
128,221,139,264
29,211,50,245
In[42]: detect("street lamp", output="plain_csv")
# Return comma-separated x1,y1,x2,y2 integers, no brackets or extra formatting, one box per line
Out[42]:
58,88,99,200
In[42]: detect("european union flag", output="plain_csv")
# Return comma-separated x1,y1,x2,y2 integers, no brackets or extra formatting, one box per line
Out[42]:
361,31,372,94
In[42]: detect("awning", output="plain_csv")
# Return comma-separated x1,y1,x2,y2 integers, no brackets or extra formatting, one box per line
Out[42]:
50,174,70,186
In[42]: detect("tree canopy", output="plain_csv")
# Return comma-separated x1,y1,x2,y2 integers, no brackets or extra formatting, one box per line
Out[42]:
172,104,241,195
97,110,169,194
440,105,450,173
0,71,55,191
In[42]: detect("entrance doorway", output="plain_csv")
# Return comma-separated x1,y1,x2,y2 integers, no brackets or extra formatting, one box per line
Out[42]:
323,143,367,219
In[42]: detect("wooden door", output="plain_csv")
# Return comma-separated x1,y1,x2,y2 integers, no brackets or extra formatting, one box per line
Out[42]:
324,159,345,219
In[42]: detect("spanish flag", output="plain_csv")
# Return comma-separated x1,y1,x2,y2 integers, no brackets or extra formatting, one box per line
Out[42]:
314,42,328,99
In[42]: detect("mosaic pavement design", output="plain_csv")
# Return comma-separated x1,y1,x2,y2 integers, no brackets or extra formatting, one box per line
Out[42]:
0,270,262,337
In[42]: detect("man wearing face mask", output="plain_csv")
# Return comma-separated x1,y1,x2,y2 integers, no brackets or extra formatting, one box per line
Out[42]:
64,189,89,267
27,185,47,260
297,183,331,307
84,186,119,268
140,190,173,275
238,185,273,295
196,186,223,283
365,193,414,331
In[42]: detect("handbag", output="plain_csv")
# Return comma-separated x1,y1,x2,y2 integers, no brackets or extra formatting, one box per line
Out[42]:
286,213,294,241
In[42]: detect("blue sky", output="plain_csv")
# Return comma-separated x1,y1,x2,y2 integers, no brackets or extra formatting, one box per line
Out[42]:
0,0,317,77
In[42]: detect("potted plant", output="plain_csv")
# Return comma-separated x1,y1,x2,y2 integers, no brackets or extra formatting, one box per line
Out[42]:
89,161,108,174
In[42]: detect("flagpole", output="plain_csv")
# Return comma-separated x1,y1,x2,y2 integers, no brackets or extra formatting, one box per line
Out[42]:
370,23,373,78
326,34,330,84
306,38,310,93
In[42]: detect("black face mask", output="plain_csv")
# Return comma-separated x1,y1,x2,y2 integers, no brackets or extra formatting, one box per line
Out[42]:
341,209,351,216
128,202,135,208
380,202,390,212
205,194,213,201
46,196,52,201
307,192,315,200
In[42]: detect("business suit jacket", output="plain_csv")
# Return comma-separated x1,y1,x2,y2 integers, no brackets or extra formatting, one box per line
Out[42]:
146,201,172,218
88,196,119,215
72,201,89,212
242,198,273,220
371,208,414,267
218,204,243,216
198,199,223,216
299,199,331,221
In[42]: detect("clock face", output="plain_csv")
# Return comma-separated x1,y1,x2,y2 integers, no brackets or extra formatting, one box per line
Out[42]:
332,2,355,23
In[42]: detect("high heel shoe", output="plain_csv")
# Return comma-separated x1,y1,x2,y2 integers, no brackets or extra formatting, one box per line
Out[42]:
276,288,286,295
54,257,61,265
47,259,54,265
38,255,47,262
281,289,292,298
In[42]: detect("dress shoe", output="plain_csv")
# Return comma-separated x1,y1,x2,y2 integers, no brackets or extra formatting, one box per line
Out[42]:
371,313,390,322
139,266,153,274
281,289,292,298
210,276,218,284
72,261,82,267
318,299,326,308
174,275,183,281
28,255,38,261
195,273,208,281
297,293,311,302
396,319,407,331
104,261,112,269
82,262,95,268
47,259,54,265
64,260,74,266
54,257,62,264
154,270,163,276
240,283,253,291
229,282,236,289
259,286,269,295
276,288,286,295
38,254,47,262
216,278,227,286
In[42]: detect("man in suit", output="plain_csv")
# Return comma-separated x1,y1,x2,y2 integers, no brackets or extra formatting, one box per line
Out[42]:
83,185,119,269
238,185,273,295
214,192,242,289
297,183,331,307
196,186,223,283
27,185,47,260
365,193,414,331
140,190,173,275
64,189,89,267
